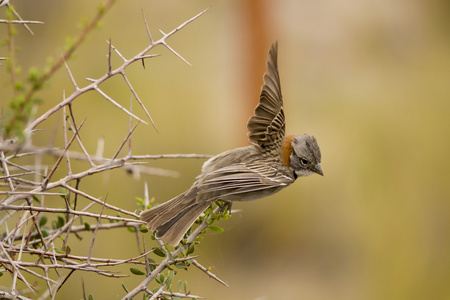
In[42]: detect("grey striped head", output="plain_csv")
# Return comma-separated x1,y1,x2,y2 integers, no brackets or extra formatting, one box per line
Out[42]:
289,135,323,177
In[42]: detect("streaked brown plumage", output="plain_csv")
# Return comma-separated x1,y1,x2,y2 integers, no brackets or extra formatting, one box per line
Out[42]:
140,42,323,246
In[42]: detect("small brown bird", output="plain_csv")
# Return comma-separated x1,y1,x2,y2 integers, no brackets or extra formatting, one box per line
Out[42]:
140,42,323,246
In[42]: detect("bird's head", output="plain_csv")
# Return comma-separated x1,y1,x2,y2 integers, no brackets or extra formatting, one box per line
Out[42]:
283,135,323,178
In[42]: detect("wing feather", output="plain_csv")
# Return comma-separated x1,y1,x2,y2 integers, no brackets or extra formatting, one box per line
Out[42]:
247,42,285,155
197,161,293,200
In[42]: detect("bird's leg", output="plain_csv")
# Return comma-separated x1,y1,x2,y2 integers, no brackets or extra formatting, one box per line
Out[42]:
218,200,232,215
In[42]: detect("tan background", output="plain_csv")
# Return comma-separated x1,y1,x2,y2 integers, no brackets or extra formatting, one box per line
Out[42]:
2,0,450,299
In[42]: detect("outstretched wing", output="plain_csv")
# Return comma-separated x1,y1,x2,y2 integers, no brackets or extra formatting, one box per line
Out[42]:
247,42,285,155
197,161,294,201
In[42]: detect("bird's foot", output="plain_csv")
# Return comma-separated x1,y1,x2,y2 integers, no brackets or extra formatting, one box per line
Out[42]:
219,200,232,215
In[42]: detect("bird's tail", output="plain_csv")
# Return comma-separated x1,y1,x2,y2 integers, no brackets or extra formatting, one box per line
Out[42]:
139,187,210,246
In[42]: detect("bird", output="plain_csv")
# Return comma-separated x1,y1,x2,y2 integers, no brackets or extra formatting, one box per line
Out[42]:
140,42,323,246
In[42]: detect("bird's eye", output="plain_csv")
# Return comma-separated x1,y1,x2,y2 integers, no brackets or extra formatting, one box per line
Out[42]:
300,158,309,166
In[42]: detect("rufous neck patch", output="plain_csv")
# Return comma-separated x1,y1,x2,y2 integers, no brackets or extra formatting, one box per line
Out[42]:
282,135,295,167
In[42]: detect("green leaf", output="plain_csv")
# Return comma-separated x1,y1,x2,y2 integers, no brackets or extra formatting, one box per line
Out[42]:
84,222,91,230
64,36,75,52
127,226,136,233
168,251,175,261
135,197,144,205
98,3,106,13
184,281,188,294
222,214,231,220
166,271,174,290
57,215,65,228
139,225,148,233
208,225,224,232
153,247,166,257
13,81,24,92
155,274,162,284
176,263,187,270
130,268,145,276
187,244,195,255
0,272,3,277
32,195,41,203
39,216,47,227
121,282,129,293
59,188,68,199
28,67,42,87
88,294,94,300
148,258,156,272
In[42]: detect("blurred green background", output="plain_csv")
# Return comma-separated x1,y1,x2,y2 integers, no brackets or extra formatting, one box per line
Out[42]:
2,0,450,299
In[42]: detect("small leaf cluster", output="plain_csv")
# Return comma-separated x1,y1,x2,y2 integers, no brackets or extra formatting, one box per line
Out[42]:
1,8,45,141
135,195,156,211
125,200,229,299
188,201,231,242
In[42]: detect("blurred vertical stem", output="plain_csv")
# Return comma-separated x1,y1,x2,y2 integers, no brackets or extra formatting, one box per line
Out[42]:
3,0,117,140
6,7,18,97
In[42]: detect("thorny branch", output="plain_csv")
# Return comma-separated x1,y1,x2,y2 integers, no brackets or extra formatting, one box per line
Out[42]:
0,6,228,300
26,7,210,134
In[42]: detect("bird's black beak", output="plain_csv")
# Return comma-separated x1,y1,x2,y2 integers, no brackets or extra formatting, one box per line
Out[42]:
312,163,323,176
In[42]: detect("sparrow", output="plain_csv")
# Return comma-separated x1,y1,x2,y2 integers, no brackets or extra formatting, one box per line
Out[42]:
140,42,323,246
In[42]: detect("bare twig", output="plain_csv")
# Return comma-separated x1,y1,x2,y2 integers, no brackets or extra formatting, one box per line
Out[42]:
66,106,95,167
112,122,139,160
144,288,204,299
1,150,15,191
0,241,36,294
62,104,72,176
0,290,33,300
1,141,212,162
2,2,37,35
63,57,79,90
41,119,85,189
149,284,166,300
88,196,107,263
0,20,43,24
141,10,154,44
2,204,143,223
62,183,139,217
192,259,230,287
